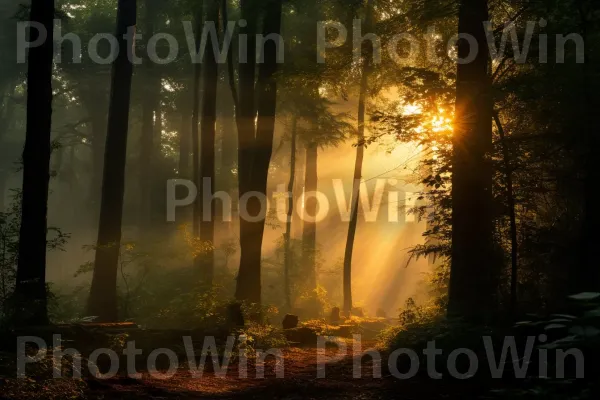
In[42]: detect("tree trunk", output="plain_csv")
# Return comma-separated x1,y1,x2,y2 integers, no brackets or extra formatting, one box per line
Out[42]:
302,142,318,293
87,0,137,322
139,0,160,230
14,0,55,326
342,0,373,316
283,116,298,310
234,0,282,305
448,0,494,322
197,0,220,285
191,1,204,259
578,1,600,293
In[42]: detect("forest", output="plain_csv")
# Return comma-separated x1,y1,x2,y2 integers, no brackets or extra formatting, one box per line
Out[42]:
0,0,599,399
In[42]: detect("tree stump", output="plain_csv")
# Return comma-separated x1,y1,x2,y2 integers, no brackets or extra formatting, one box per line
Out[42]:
330,307,341,324
282,314,299,329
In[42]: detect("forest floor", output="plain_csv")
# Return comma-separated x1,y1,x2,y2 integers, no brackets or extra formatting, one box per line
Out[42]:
1,339,497,399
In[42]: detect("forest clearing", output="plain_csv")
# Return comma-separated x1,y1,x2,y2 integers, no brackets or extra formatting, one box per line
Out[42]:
1,0,599,398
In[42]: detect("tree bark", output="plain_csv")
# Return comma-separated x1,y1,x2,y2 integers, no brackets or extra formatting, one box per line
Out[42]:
234,0,282,305
87,0,137,322
15,0,55,326
448,0,494,322
578,0,600,293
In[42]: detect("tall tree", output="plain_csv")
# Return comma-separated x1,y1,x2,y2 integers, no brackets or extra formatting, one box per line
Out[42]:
14,0,55,326
191,0,204,265
342,0,373,316
283,116,298,310
233,0,283,304
302,141,318,293
139,0,161,230
197,0,220,284
87,0,137,322
447,0,494,322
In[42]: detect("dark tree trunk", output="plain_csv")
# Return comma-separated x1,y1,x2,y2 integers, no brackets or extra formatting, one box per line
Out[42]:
448,0,494,322
234,0,282,304
283,117,298,310
197,0,220,285
578,1,600,293
14,0,55,326
302,142,318,293
342,0,372,316
87,0,137,322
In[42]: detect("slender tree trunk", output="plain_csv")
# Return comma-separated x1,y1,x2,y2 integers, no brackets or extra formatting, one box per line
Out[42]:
342,0,373,316
302,142,318,293
197,0,219,284
14,0,55,326
448,0,494,322
283,116,298,310
234,0,282,304
494,111,518,317
87,0,137,322
191,1,204,261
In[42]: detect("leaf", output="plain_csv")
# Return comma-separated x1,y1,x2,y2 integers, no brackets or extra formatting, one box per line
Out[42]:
584,308,600,318
568,292,600,301
544,323,567,330
550,314,577,319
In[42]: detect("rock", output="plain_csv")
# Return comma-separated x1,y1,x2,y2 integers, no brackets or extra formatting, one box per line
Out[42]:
284,327,318,345
330,307,341,324
282,314,299,329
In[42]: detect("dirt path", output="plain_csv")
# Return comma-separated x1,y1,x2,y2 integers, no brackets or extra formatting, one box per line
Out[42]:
1,342,492,399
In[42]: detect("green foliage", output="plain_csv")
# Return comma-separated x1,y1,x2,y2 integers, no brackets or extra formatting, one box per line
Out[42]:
0,190,69,324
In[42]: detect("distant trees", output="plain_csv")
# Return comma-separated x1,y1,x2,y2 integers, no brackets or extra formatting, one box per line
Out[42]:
14,0,56,326
87,0,137,322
